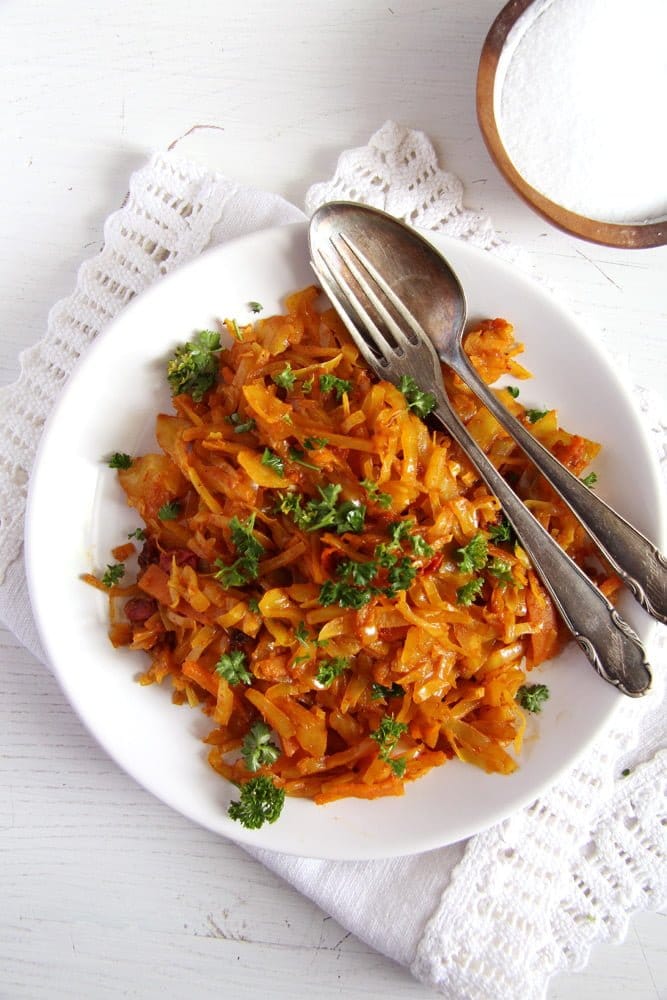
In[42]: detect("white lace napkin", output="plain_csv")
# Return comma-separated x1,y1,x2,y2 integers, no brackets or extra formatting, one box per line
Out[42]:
0,122,664,1000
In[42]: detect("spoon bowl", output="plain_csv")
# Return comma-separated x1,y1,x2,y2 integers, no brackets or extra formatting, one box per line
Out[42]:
311,201,468,351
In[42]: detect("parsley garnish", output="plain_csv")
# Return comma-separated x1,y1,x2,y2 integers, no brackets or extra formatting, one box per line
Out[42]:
228,776,285,829
581,472,598,487
301,376,314,394
371,715,407,750
304,483,342,527
319,374,352,400
457,534,488,574
319,545,416,609
315,657,350,688
303,436,328,450
101,563,125,587
226,412,257,434
127,527,146,541
516,683,550,713
157,500,180,521
371,682,405,701
526,407,548,423
385,557,417,596
371,715,408,776
315,521,425,607
398,374,437,418
488,517,513,544
166,330,221,400
107,452,132,469
387,520,413,546
293,621,327,652
215,649,252,685
247,597,260,614
456,578,484,606
410,534,434,557
215,513,264,587
385,518,432,557
248,301,263,313
288,446,319,471
361,478,392,509
275,491,307,525
335,501,366,534
487,557,514,585
375,543,397,567
319,580,373,610
261,448,285,477
241,722,280,772
506,386,520,398
272,363,296,391
278,484,366,535
338,559,377,588
295,621,310,644
388,756,407,778
214,561,250,589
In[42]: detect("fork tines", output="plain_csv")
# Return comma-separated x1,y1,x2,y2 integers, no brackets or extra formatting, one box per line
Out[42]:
312,231,428,378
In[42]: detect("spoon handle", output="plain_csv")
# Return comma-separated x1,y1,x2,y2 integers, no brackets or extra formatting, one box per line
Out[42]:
430,389,652,697
450,355,667,625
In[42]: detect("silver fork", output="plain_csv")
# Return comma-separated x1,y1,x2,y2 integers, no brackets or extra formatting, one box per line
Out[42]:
309,228,652,697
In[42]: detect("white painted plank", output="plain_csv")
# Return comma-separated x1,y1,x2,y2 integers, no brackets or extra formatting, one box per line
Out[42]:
1,2,665,998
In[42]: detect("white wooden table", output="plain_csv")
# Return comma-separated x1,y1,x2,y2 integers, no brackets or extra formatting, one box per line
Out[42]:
1,2,665,997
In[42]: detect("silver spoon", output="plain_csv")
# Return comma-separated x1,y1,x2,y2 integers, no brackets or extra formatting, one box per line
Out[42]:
310,201,667,627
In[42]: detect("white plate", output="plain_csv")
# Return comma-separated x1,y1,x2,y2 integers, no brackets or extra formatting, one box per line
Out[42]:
25,222,665,860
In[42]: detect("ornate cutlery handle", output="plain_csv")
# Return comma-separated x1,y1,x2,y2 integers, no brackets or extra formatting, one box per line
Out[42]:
431,389,652,697
453,354,667,625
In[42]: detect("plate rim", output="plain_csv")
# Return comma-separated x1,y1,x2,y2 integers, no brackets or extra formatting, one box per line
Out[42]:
25,220,666,859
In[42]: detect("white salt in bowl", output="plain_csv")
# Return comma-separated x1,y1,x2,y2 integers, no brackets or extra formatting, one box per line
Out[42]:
477,0,667,248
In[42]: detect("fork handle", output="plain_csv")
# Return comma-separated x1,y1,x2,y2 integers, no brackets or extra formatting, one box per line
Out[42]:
450,355,667,625
430,391,652,696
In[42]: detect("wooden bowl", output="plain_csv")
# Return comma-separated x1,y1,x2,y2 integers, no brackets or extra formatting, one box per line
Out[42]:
476,0,667,249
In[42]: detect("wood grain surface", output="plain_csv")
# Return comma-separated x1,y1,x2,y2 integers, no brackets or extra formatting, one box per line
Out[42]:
1,2,665,998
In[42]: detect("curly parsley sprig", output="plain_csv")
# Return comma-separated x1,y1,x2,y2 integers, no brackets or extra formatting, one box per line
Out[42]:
488,516,514,545
371,682,405,701
227,776,285,829
456,577,484,606
454,531,516,603
215,514,265,588
166,330,221,400
361,478,392,509
107,452,133,469
272,363,296,391
398,375,436,419
318,546,418,610
157,500,181,521
226,412,257,434
371,715,408,777
315,657,350,688
261,449,285,477
516,683,550,713
101,563,125,587
215,650,252,685
319,373,351,400
276,485,366,535
456,534,488,574
241,722,280,772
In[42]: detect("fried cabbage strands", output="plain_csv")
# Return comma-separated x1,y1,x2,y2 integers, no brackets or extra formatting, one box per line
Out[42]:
95,286,619,807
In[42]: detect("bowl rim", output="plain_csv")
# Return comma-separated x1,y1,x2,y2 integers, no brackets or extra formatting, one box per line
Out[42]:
476,0,667,250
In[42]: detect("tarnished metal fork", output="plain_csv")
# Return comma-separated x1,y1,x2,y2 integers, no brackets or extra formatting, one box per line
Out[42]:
309,224,652,696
